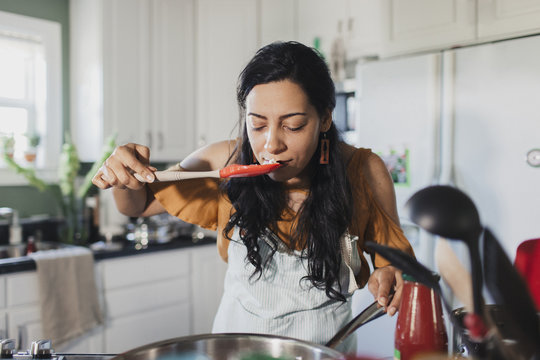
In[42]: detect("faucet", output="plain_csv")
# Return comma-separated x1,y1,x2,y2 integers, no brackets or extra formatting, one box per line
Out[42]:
0,207,22,245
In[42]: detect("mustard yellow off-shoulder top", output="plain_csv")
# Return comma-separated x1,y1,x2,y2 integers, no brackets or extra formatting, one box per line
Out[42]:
149,147,414,288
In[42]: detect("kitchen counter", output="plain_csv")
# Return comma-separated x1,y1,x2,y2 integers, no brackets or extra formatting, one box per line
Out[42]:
0,235,217,274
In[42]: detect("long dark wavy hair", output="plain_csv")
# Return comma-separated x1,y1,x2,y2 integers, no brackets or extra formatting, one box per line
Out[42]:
223,41,353,301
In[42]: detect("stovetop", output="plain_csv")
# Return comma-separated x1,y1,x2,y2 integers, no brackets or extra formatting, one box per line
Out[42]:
0,339,116,360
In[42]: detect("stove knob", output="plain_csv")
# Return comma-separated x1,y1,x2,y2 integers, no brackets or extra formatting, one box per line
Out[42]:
0,339,15,359
30,340,53,359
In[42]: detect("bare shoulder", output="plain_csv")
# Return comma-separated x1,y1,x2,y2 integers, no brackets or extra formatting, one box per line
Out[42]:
180,139,237,171
363,152,391,187
362,152,401,224
339,142,357,164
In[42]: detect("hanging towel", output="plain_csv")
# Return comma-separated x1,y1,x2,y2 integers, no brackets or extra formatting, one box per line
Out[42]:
29,246,103,346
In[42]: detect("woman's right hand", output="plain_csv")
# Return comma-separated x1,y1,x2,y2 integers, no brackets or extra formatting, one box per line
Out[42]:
92,143,156,190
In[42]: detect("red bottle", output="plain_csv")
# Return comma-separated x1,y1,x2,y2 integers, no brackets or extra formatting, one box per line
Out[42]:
394,274,448,360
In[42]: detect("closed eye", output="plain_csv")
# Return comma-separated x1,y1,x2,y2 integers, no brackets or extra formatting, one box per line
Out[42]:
285,125,305,132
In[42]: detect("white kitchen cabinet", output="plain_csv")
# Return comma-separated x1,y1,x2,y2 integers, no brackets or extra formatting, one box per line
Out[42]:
2,270,102,352
296,0,383,77
296,0,347,60
344,0,385,60
380,0,476,57
4,272,42,350
98,249,192,353
380,0,540,57
70,0,195,162
477,0,540,40
0,276,7,339
147,0,196,161
190,244,227,334
0,310,6,341
195,0,259,147
260,0,297,46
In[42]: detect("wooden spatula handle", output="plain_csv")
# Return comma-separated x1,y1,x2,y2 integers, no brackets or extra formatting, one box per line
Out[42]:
134,169,220,182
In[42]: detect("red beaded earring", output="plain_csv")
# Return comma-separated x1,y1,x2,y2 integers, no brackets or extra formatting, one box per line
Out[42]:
319,132,329,164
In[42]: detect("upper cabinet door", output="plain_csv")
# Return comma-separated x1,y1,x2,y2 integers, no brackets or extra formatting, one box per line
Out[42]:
380,0,476,57
149,0,196,161
196,0,258,147
296,0,347,58
260,0,297,45
102,0,151,148
477,0,540,40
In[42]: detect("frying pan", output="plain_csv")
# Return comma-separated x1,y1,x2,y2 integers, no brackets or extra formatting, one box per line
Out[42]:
112,301,387,360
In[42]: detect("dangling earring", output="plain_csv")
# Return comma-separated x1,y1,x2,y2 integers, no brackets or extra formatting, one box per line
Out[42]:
319,132,330,164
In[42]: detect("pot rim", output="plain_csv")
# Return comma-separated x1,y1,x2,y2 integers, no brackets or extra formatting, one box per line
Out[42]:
112,333,346,360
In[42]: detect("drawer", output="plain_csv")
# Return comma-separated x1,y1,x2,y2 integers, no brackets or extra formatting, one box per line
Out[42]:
104,302,191,353
100,249,190,290
5,272,39,307
105,276,190,318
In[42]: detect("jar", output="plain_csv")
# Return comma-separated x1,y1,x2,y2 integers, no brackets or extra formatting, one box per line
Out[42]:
394,273,448,360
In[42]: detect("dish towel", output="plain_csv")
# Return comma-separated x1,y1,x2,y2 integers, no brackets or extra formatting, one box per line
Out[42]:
29,246,103,346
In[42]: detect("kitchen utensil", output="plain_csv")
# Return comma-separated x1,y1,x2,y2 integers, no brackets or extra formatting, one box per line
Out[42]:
395,274,448,360
134,163,282,182
113,333,345,360
482,228,540,358
365,242,443,296
435,238,474,312
365,241,489,358
404,185,484,318
112,298,391,360
325,299,387,349
453,305,535,360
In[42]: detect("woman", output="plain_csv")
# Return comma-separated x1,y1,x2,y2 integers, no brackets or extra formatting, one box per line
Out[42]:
92,41,413,353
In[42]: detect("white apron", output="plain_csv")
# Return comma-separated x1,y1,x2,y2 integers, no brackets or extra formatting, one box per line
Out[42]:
212,227,362,354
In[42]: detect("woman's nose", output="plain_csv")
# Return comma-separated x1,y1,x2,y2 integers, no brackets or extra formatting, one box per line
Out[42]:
264,129,286,154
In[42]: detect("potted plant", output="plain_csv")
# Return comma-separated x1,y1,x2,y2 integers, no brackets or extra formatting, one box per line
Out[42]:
1,134,15,159
24,133,41,162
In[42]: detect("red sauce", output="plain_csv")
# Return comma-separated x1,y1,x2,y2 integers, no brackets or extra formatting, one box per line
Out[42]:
394,276,448,360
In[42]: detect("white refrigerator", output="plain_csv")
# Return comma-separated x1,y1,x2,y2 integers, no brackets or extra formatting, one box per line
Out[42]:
350,34,540,357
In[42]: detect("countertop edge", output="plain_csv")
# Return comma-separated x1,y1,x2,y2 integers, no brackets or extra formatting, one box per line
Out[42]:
0,237,217,275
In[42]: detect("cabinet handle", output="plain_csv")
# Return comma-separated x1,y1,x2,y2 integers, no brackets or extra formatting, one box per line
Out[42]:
198,136,206,147
158,131,164,151
146,131,152,148
17,324,28,350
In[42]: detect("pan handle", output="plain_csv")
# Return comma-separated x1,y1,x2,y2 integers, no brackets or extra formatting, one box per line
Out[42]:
325,300,387,349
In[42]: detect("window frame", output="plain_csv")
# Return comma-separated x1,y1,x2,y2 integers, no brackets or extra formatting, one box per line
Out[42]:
0,10,62,185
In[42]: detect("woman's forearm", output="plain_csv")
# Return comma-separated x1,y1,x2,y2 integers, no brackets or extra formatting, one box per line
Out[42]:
112,185,152,217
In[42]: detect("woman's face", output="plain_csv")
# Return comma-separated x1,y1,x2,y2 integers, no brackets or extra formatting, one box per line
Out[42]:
245,80,331,186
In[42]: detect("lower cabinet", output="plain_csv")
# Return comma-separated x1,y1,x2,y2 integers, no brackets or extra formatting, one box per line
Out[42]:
103,303,191,353
190,244,228,334
98,248,193,353
4,271,42,350
0,243,227,354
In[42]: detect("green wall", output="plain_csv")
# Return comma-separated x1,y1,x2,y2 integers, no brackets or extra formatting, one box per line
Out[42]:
0,0,69,217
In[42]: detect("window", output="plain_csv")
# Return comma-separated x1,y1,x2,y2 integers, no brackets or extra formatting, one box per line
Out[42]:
0,11,61,183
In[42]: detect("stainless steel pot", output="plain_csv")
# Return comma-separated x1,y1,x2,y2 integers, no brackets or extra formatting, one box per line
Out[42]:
112,333,345,360
112,300,387,360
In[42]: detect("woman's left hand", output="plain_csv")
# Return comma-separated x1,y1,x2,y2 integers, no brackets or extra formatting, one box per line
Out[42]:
367,265,403,316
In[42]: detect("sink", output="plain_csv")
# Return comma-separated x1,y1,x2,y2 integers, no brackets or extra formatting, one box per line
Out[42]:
0,241,74,259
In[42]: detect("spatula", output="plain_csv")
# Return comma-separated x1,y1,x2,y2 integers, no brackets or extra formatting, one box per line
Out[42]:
134,163,282,182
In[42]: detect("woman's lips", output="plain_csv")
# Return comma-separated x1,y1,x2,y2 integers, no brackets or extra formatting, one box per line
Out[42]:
263,158,288,166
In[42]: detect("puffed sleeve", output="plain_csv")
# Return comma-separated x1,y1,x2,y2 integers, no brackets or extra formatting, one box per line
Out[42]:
366,193,415,268
148,178,222,230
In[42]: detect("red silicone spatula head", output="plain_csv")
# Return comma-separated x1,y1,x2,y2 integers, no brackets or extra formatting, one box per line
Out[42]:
219,163,282,178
